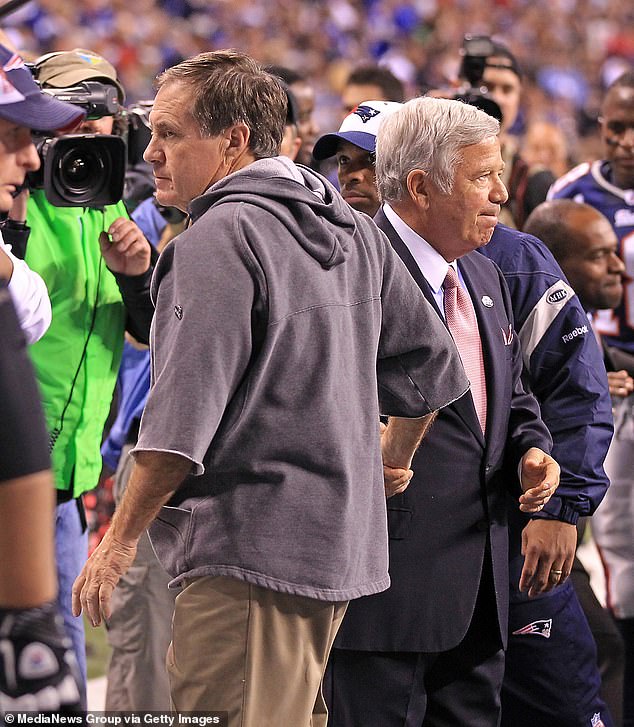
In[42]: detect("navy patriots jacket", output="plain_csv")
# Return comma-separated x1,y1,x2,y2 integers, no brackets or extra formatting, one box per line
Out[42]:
480,224,613,597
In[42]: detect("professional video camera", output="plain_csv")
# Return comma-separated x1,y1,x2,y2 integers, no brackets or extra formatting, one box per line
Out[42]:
453,35,504,123
27,76,126,207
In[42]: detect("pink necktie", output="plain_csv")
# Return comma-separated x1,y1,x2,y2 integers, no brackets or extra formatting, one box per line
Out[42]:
443,266,487,433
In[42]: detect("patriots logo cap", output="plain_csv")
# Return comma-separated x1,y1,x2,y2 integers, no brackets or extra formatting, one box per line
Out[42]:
313,99,403,160
0,43,84,131
353,105,380,123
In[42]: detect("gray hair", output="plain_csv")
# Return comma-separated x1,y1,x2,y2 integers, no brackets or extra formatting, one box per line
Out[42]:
156,50,286,159
376,97,500,202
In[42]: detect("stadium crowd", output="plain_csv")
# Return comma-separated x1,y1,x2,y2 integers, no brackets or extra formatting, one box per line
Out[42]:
2,0,633,143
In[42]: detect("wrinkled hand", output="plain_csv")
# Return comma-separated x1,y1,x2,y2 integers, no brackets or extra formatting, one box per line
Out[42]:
384,464,413,498
99,217,152,277
518,447,560,513
71,528,137,627
0,601,82,714
607,370,634,399
519,519,576,597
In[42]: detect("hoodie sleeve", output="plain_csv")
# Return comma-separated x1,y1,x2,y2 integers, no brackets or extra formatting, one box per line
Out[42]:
377,238,469,417
134,217,258,475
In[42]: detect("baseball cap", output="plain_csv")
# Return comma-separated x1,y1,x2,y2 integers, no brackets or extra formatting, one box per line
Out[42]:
35,49,126,104
486,41,522,78
0,43,85,131
313,100,403,160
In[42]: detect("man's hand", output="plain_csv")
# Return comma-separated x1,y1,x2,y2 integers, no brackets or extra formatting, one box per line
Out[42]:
519,519,577,597
71,528,137,627
518,447,560,513
8,187,28,223
0,601,82,714
99,217,152,277
607,370,634,398
383,464,413,498
379,420,417,497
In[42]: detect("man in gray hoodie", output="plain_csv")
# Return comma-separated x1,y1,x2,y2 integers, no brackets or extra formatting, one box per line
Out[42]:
70,51,548,726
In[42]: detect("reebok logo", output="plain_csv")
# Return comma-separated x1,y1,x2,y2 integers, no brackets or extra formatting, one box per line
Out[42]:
562,325,588,343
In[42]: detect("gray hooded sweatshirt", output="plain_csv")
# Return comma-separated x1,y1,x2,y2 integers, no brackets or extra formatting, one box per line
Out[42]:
137,157,468,601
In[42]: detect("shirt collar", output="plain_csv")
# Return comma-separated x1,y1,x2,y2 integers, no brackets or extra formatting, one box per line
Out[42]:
382,203,455,294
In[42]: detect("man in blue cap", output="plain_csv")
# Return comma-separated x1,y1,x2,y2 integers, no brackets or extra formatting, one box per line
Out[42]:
0,44,82,344
0,41,84,714
312,100,402,216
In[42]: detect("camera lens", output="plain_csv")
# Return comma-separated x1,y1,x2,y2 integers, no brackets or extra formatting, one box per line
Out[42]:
54,144,110,204
42,134,126,207
64,152,96,185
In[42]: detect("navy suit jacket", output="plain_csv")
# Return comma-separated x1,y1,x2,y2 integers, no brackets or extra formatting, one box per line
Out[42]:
335,209,552,653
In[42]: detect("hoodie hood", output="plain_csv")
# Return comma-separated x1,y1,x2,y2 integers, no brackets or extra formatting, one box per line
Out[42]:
188,157,358,269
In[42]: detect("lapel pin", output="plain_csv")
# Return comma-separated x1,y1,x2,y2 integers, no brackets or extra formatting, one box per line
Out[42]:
481,295,494,308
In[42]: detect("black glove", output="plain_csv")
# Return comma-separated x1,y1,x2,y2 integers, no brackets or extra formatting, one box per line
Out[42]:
0,600,81,714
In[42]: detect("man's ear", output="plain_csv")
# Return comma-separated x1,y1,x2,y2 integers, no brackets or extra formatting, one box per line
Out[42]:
224,123,251,163
406,169,430,210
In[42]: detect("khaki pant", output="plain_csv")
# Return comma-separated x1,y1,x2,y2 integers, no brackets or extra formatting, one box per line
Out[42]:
167,575,347,727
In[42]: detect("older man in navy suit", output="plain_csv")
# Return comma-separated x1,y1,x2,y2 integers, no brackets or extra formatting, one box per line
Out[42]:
325,97,559,727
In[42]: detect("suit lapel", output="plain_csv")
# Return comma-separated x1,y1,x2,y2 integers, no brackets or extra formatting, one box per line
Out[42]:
376,210,484,446
375,210,444,318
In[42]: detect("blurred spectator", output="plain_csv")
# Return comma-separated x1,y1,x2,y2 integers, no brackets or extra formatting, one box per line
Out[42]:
1,0,629,158
462,39,556,229
548,71,634,375
340,64,406,117
523,120,572,180
268,65,319,167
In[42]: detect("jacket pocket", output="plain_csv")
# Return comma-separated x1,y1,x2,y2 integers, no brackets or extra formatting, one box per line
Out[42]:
387,507,412,540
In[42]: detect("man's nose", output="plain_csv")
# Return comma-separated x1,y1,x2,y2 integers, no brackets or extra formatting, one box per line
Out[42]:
609,251,626,274
621,127,634,148
491,176,509,205
143,136,159,164
20,138,40,173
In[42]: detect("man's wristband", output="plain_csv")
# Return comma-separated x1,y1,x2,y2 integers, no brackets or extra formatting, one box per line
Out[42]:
1,218,28,231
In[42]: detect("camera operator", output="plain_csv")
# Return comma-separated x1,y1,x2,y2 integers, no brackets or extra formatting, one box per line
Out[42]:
0,41,83,715
1,47,154,707
457,37,555,229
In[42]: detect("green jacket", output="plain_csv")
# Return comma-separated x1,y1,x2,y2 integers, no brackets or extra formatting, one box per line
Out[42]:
25,191,127,496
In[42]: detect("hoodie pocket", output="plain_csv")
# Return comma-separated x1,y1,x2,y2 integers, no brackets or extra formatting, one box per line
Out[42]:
148,505,192,578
